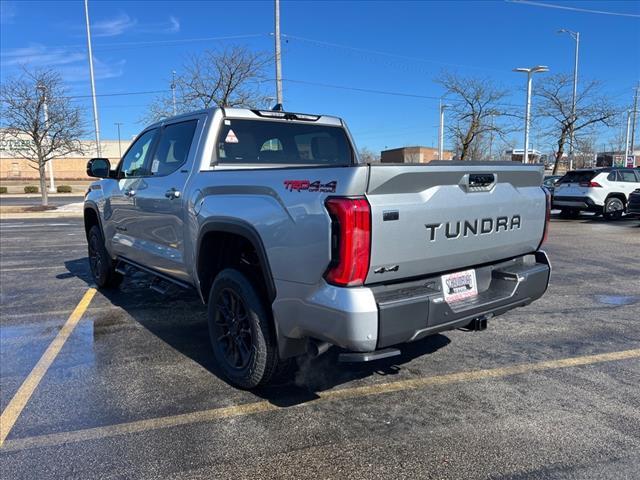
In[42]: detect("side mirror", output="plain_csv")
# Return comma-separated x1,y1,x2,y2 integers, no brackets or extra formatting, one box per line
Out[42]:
87,158,111,178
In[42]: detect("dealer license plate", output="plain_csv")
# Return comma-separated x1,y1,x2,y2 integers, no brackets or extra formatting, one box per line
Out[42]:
441,269,478,303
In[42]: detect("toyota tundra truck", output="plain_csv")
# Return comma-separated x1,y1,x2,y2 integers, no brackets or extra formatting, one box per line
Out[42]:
84,107,551,389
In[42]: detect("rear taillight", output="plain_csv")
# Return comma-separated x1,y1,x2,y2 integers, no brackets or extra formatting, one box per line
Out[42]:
324,197,371,286
538,186,551,249
579,181,601,187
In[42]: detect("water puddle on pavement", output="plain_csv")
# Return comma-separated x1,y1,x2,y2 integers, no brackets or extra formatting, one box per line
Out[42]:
594,295,639,306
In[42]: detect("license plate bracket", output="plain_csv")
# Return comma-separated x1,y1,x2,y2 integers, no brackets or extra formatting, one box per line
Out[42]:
441,269,478,303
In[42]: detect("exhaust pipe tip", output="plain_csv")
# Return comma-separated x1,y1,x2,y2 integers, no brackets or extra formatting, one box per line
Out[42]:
307,339,331,358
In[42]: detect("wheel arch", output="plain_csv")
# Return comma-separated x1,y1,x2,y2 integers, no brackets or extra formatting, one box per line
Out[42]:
83,202,103,240
605,192,627,204
196,219,277,305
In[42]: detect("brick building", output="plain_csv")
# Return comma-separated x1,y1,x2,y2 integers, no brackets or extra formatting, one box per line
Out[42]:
0,132,130,181
380,146,454,164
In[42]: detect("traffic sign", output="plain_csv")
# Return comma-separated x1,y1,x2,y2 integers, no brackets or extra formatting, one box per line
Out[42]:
627,156,636,168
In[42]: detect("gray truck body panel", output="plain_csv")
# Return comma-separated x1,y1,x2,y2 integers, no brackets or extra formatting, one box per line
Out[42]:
86,107,550,358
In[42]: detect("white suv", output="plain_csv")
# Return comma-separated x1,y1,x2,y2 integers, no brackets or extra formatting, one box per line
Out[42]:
553,168,640,220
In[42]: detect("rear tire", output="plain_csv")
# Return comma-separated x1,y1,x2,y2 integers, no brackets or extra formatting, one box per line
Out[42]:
207,268,279,389
87,225,122,288
603,197,624,220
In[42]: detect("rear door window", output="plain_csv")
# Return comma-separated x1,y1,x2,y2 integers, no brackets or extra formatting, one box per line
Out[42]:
619,170,638,182
216,119,353,166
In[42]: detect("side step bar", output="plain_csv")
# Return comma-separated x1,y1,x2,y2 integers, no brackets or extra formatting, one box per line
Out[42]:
115,257,192,292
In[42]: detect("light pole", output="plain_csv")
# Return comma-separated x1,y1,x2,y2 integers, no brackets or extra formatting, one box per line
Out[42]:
558,29,579,170
114,123,123,158
84,0,101,157
513,65,549,164
438,100,448,160
36,84,56,193
624,110,632,166
274,0,283,107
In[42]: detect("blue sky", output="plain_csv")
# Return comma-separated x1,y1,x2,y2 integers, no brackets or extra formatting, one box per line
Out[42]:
1,0,639,154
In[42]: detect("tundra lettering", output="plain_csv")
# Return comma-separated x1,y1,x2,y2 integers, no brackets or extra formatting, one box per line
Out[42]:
425,215,522,242
85,107,550,389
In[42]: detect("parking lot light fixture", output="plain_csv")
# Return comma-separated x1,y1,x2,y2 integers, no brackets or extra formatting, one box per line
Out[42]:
513,65,549,164
558,29,580,171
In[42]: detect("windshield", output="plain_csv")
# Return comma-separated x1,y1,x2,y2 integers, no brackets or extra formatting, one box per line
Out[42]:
216,119,353,166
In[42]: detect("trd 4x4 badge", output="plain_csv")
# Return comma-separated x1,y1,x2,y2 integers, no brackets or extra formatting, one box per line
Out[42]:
284,180,337,193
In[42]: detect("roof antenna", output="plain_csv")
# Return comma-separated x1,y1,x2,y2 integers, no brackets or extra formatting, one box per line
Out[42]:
272,103,284,111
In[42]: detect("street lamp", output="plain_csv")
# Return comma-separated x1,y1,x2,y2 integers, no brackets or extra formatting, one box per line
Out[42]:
558,29,579,170
513,65,549,164
438,100,449,160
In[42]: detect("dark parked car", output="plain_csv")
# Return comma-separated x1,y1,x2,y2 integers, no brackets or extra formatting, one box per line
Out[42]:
543,175,563,195
627,188,640,217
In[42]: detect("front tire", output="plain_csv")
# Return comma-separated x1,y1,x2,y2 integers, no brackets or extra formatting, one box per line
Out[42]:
87,225,122,288
603,197,624,220
207,268,279,389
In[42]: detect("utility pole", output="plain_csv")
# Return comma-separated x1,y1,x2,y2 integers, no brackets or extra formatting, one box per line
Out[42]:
274,0,283,107
513,66,549,164
114,123,123,158
624,110,631,165
37,84,56,193
630,83,639,158
558,29,579,170
438,100,447,160
84,0,101,157
171,70,177,116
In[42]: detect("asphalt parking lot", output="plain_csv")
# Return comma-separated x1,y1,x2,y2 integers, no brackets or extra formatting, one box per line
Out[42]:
1,215,639,479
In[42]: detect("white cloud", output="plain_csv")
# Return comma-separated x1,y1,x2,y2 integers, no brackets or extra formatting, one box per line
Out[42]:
0,44,125,83
0,44,85,68
91,13,138,38
85,13,180,37
167,16,180,33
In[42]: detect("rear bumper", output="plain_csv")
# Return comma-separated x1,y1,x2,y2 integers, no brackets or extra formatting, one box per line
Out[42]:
553,195,601,211
370,251,551,348
272,252,551,358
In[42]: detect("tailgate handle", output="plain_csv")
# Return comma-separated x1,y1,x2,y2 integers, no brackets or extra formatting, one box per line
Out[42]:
463,173,496,192
469,173,495,186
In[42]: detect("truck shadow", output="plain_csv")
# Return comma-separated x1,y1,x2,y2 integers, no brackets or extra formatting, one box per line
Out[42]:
63,257,451,406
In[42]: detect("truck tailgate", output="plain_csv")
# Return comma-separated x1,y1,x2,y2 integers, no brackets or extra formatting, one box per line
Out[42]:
365,162,546,284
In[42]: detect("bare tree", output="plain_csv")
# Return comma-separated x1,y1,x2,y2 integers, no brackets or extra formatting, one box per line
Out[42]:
0,68,85,206
437,71,513,161
358,147,380,163
534,74,618,174
147,45,271,123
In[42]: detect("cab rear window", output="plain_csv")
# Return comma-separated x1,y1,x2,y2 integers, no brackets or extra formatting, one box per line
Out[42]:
216,119,353,166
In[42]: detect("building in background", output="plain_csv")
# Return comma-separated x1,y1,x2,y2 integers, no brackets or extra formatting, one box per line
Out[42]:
380,146,454,163
504,149,544,163
0,132,130,181
596,149,639,168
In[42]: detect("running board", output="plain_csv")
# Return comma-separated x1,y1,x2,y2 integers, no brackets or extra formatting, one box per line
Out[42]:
115,257,192,292
338,348,401,363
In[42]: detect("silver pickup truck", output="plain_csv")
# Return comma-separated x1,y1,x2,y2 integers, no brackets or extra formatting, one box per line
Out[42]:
84,107,551,388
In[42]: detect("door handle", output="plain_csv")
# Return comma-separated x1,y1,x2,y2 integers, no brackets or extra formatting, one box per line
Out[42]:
124,189,136,197
165,188,181,199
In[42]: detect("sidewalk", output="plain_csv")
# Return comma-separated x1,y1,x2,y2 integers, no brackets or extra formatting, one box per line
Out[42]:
0,202,83,219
